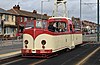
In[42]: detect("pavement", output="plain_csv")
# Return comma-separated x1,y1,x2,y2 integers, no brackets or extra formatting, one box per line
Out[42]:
0,39,22,60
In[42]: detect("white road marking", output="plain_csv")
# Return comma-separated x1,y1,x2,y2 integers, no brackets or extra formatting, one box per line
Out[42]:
76,46,100,65
0,51,20,59
1,59,23,65
29,59,47,65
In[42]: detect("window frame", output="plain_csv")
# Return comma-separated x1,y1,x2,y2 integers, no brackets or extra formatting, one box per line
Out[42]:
48,21,67,32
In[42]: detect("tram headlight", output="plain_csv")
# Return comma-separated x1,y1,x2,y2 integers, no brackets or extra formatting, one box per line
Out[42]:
24,40,28,44
25,45,27,48
42,46,45,49
41,40,46,45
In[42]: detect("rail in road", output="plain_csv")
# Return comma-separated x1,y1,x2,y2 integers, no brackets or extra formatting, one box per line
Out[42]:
0,43,100,65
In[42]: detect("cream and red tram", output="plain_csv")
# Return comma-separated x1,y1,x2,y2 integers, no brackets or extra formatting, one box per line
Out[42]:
21,17,82,58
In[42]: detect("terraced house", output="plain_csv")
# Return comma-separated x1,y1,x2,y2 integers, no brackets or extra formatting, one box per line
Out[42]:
0,8,17,38
0,5,49,38
7,5,49,36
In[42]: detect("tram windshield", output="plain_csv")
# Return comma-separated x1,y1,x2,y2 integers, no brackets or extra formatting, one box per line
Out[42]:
36,20,47,29
25,21,34,29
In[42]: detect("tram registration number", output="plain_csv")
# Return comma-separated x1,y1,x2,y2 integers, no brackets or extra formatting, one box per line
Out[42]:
36,50,52,53
21,49,32,53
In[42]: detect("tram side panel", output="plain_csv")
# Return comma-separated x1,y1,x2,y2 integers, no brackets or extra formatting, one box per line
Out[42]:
52,34,72,52
35,34,55,50
23,34,34,50
73,34,82,46
22,33,82,54
35,34,72,53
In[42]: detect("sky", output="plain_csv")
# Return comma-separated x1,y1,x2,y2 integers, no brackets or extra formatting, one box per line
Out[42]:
0,0,99,23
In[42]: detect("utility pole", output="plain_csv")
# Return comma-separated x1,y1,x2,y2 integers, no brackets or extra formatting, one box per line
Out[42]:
41,1,43,20
80,0,81,20
41,0,50,20
80,0,82,31
97,0,99,42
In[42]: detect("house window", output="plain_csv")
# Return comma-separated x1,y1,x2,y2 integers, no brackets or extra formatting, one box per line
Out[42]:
5,15,9,21
0,27,2,34
24,17,27,22
12,15,14,21
20,17,23,22
5,27,11,34
5,27,14,34
0,14,2,20
0,15,1,20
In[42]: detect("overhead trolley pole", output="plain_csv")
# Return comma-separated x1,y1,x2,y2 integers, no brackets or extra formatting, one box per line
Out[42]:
80,0,82,32
53,0,67,17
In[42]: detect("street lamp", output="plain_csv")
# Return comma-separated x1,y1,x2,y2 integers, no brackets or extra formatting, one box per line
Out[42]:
80,0,81,20
41,0,50,20
80,0,82,32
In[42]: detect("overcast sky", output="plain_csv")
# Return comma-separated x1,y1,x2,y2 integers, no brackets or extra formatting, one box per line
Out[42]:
0,0,99,23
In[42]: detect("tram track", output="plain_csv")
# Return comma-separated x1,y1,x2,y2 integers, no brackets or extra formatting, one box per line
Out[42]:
0,55,22,64
0,55,46,65
1,58,24,65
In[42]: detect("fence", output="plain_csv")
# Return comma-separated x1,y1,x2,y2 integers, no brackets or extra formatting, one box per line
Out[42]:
82,33,100,43
0,37,23,54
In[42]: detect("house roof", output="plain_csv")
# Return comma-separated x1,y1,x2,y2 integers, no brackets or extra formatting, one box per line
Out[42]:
0,8,17,16
7,9,31,16
7,9,49,19
0,8,11,14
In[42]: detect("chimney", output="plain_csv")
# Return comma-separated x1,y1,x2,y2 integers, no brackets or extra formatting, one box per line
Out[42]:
13,5,20,10
13,5,16,9
44,14,47,16
33,10,37,14
17,5,20,10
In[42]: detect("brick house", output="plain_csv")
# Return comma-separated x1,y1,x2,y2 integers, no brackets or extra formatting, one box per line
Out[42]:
71,17,81,31
71,16,97,33
82,20,97,33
